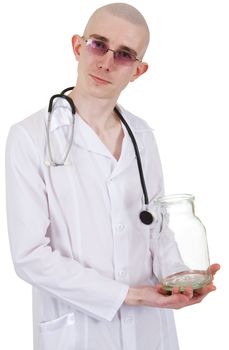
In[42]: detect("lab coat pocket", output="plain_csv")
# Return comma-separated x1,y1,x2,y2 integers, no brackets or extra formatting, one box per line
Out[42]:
39,312,77,350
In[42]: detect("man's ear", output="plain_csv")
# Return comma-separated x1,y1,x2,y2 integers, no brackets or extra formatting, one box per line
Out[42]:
72,35,82,61
130,62,148,82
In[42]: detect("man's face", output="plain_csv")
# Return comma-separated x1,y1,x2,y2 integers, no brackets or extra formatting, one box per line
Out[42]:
72,12,148,100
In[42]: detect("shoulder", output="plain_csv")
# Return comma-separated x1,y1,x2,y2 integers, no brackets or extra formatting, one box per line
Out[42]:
117,104,153,134
117,104,159,152
7,107,47,147
6,108,48,167
9,107,47,135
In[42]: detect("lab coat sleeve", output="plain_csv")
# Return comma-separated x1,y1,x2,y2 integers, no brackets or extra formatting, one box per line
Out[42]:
5,124,129,322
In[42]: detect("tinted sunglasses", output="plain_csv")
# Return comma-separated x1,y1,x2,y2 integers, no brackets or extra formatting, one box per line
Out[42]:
83,37,141,66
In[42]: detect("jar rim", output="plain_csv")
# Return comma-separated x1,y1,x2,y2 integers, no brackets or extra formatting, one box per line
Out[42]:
155,193,195,204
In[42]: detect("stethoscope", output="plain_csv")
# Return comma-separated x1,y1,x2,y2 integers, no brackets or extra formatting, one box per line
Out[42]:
46,87,154,225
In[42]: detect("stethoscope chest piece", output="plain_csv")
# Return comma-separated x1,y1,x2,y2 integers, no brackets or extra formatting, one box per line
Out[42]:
140,210,154,225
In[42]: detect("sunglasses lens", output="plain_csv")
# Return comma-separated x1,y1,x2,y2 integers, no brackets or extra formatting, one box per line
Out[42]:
86,39,108,56
114,51,135,66
85,38,138,66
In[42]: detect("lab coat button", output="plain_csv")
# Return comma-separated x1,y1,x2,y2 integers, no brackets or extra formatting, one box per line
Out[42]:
118,269,127,277
116,223,125,232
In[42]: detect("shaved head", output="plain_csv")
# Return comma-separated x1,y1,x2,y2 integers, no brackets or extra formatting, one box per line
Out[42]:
83,3,150,57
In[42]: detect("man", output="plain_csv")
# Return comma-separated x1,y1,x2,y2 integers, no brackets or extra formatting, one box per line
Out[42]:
6,3,219,350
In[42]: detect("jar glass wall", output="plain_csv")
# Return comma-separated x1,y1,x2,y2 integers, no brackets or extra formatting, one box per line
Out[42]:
154,194,212,291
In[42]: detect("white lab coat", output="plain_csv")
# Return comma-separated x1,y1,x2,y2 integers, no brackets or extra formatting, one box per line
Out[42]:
5,99,179,350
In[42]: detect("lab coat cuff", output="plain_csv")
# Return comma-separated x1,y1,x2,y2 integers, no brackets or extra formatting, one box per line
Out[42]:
107,284,129,321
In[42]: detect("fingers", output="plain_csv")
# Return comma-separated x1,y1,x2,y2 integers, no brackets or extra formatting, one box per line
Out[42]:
194,282,216,296
164,290,194,308
157,285,194,301
157,285,196,299
154,283,217,309
156,284,169,295
208,263,221,276
183,286,193,299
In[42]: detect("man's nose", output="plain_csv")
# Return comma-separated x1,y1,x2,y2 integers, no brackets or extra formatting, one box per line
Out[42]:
96,50,115,71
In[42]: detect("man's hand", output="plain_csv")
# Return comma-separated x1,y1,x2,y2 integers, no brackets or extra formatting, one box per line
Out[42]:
125,263,220,309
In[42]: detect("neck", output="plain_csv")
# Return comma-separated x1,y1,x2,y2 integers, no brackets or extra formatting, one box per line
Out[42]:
68,86,120,132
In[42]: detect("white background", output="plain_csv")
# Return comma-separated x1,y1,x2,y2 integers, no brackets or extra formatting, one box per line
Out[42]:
0,0,228,348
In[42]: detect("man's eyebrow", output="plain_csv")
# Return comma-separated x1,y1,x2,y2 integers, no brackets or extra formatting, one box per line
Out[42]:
88,34,109,42
88,33,138,57
119,45,138,57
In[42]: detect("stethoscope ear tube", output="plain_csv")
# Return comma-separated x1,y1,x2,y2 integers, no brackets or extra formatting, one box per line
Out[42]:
61,87,75,95
48,93,76,115
46,90,76,167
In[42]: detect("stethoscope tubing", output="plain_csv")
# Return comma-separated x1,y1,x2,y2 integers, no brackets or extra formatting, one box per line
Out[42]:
114,107,149,206
46,87,153,224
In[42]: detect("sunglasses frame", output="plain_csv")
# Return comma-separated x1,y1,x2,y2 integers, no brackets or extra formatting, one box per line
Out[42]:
82,36,141,66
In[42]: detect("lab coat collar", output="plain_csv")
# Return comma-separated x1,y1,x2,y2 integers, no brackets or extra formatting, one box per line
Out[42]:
74,104,146,159
47,97,150,135
74,111,146,178
46,98,149,176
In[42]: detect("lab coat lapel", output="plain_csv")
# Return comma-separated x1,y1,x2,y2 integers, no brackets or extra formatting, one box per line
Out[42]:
74,117,113,159
47,97,111,159
73,106,144,179
110,117,144,179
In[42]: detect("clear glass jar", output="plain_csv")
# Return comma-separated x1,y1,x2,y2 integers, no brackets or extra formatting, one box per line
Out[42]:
154,194,212,291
